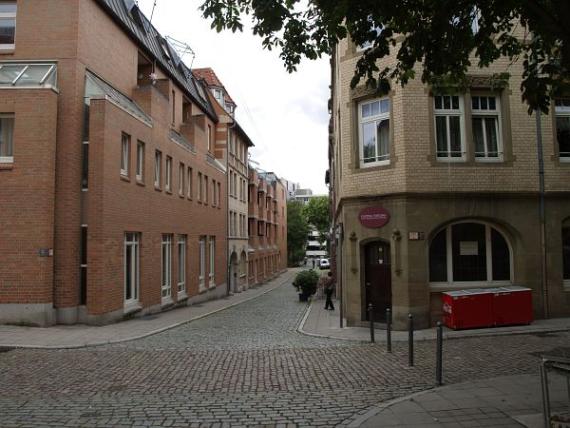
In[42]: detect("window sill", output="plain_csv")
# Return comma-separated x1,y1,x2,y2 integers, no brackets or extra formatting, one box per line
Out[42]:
0,162,14,170
165,189,172,195
154,185,162,192
0,47,15,54
198,284,208,294
161,297,174,308
436,158,467,163
177,291,188,302
136,179,145,187
120,174,131,182
559,157,570,164
475,158,504,163
179,193,185,199
208,282,216,289
123,302,142,315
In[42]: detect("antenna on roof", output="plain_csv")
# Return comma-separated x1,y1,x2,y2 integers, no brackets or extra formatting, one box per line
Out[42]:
165,36,196,69
150,0,158,23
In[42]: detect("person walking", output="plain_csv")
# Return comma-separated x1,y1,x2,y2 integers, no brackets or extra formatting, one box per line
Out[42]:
324,272,335,311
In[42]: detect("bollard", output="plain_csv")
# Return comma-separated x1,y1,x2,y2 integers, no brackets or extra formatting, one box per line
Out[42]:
408,313,414,367
436,321,443,386
368,303,375,343
386,308,392,353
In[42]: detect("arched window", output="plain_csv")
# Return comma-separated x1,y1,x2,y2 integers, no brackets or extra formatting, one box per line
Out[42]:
429,222,511,286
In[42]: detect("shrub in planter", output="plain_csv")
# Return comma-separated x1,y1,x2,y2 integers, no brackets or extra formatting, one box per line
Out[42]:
294,270,319,300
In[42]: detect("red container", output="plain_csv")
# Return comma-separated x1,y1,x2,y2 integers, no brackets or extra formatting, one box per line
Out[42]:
442,289,494,330
492,286,533,326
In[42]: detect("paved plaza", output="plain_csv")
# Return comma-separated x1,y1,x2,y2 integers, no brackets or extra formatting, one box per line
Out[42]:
1,270,569,427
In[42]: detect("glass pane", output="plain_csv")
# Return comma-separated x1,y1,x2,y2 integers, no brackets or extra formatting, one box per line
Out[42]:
134,243,139,299
435,116,448,156
125,245,132,300
449,116,462,157
380,99,390,113
0,4,16,13
480,97,488,110
429,230,447,282
0,65,24,84
556,116,570,157
491,229,510,281
15,65,52,86
451,96,459,110
443,96,451,110
563,227,570,280
0,18,15,45
485,117,499,156
434,96,442,110
472,117,485,157
452,223,487,281
362,122,376,162
370,101,379,116
362,103,371,118
488,97,496,110
0,117,13,157
471,96,479,110
377,119,390,159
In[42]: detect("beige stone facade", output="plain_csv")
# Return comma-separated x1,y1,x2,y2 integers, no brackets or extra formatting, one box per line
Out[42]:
330,36,570,330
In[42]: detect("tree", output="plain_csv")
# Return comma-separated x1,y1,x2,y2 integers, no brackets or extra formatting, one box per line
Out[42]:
200,0,570,113
303,196,331,244
287,201,310,266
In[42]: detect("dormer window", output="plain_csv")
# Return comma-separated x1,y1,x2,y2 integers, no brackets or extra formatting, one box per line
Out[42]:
212,88,223,103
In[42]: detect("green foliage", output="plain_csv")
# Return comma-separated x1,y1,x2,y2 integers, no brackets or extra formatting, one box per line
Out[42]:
293,269,319,296
200,0,570,113
302,196,331,243
287,201,310,266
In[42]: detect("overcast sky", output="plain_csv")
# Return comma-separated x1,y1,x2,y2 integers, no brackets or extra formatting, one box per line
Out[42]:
137,0,330,194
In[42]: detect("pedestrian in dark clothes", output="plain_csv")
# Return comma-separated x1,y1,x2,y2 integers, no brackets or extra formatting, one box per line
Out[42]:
324,272,335,310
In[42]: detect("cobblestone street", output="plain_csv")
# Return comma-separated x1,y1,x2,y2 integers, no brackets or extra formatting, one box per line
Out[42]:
1,272,569,427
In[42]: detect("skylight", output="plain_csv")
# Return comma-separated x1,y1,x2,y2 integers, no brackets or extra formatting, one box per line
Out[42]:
0,63,57,88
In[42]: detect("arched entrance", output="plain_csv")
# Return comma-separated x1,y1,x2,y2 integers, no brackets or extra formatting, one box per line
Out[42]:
364,241,392,322
229,252,239,293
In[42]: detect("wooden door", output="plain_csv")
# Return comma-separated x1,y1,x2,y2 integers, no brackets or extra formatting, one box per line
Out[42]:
364,241,392,322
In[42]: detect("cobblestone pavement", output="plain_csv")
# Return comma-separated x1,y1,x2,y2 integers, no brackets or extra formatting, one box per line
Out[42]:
1,277,569,427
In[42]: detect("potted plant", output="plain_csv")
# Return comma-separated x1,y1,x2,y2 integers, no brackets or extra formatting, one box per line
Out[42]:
294,270,319,302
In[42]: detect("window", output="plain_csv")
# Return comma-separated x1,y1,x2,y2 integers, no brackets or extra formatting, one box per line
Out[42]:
563,223,570,288
187,167,193,199
171,90,176,125
154,150,162,188
199,236,206,291
204,175,209,204
198,172,203,201
212,88,222,102
217,182,221,207
120,133,130,176
429,222,511,287
177,235,186,293
0,2,16,49
434,95,465,160
124,232,140,306
555,99,570,160
358,98,390,167
212,179,216,207
0,114,14,163
209,236,215,287
472,96,502,160
165,156,172,191
207,124,212,152
136,141,144,181
161,234,172,300
178,162,185,196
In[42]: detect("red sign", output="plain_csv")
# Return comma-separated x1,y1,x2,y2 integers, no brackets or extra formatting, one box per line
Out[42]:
358,207,390,228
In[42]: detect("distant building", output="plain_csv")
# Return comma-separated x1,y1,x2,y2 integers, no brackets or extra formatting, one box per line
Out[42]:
292,188,327,205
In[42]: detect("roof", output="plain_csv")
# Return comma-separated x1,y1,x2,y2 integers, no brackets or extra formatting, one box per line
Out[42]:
96,0,218,122
193,67,236,106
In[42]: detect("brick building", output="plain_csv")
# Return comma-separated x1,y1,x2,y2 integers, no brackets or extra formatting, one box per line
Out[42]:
194,68,254,293
329,29,570,330
248,169,288,285
0,0,229,326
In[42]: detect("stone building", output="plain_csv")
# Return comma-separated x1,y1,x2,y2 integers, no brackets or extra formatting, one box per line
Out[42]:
0,0,229,325
194,67,254,293
329,30,570,330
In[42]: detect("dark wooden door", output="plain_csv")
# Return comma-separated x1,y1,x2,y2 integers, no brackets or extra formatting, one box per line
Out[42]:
364,241,392,322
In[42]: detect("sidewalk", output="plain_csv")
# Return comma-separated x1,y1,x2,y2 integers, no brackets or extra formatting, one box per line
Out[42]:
0,269,297,349
299,298,570,342
348,373,569,428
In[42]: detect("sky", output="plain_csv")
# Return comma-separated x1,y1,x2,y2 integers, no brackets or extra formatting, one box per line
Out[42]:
137,0,330,194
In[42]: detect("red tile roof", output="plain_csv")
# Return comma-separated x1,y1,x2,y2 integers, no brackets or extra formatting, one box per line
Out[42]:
193,67,236,106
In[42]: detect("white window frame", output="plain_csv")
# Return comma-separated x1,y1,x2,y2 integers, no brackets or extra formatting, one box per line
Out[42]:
161,234,172,301
555,99,570,162
434,95,466,161
209,236,215,287
154,150,162,188
187,166,193,199
358,98,391,168
0,114,14,163
429,221,514,291
0,3,16,50
124,232,140,308
199,237,206,291
178,162,185,196
177,235,186,294
120,133,130,176
165,156,172,191
471,95,503,162
136,141,144,181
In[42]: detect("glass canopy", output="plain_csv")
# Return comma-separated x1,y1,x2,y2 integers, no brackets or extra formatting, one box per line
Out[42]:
0,63,57,88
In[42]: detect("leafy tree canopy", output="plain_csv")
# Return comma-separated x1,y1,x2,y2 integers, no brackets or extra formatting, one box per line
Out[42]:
200,0,570,113
302,196,330,241
287,201,310,265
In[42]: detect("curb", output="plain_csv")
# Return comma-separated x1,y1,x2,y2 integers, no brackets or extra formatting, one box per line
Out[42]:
1,271,295,350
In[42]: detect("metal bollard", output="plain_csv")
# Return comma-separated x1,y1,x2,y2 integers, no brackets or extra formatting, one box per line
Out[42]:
436,321,443,386
408,313,414,367
386,308,392,353
368,303,375,343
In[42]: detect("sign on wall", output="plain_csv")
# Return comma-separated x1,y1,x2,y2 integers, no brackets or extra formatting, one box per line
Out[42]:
358,207,390,229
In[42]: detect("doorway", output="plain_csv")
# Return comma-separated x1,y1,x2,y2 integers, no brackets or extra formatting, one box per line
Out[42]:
364,241,392,322
230,252,238,293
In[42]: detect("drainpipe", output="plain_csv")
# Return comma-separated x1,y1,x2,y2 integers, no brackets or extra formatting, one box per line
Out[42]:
536,110,549,318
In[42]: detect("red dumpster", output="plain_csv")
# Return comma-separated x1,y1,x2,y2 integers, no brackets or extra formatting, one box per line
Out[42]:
492,286,533,326
442,289,494,330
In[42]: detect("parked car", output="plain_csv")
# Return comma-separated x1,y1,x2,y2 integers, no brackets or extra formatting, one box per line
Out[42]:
319,258,330,270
